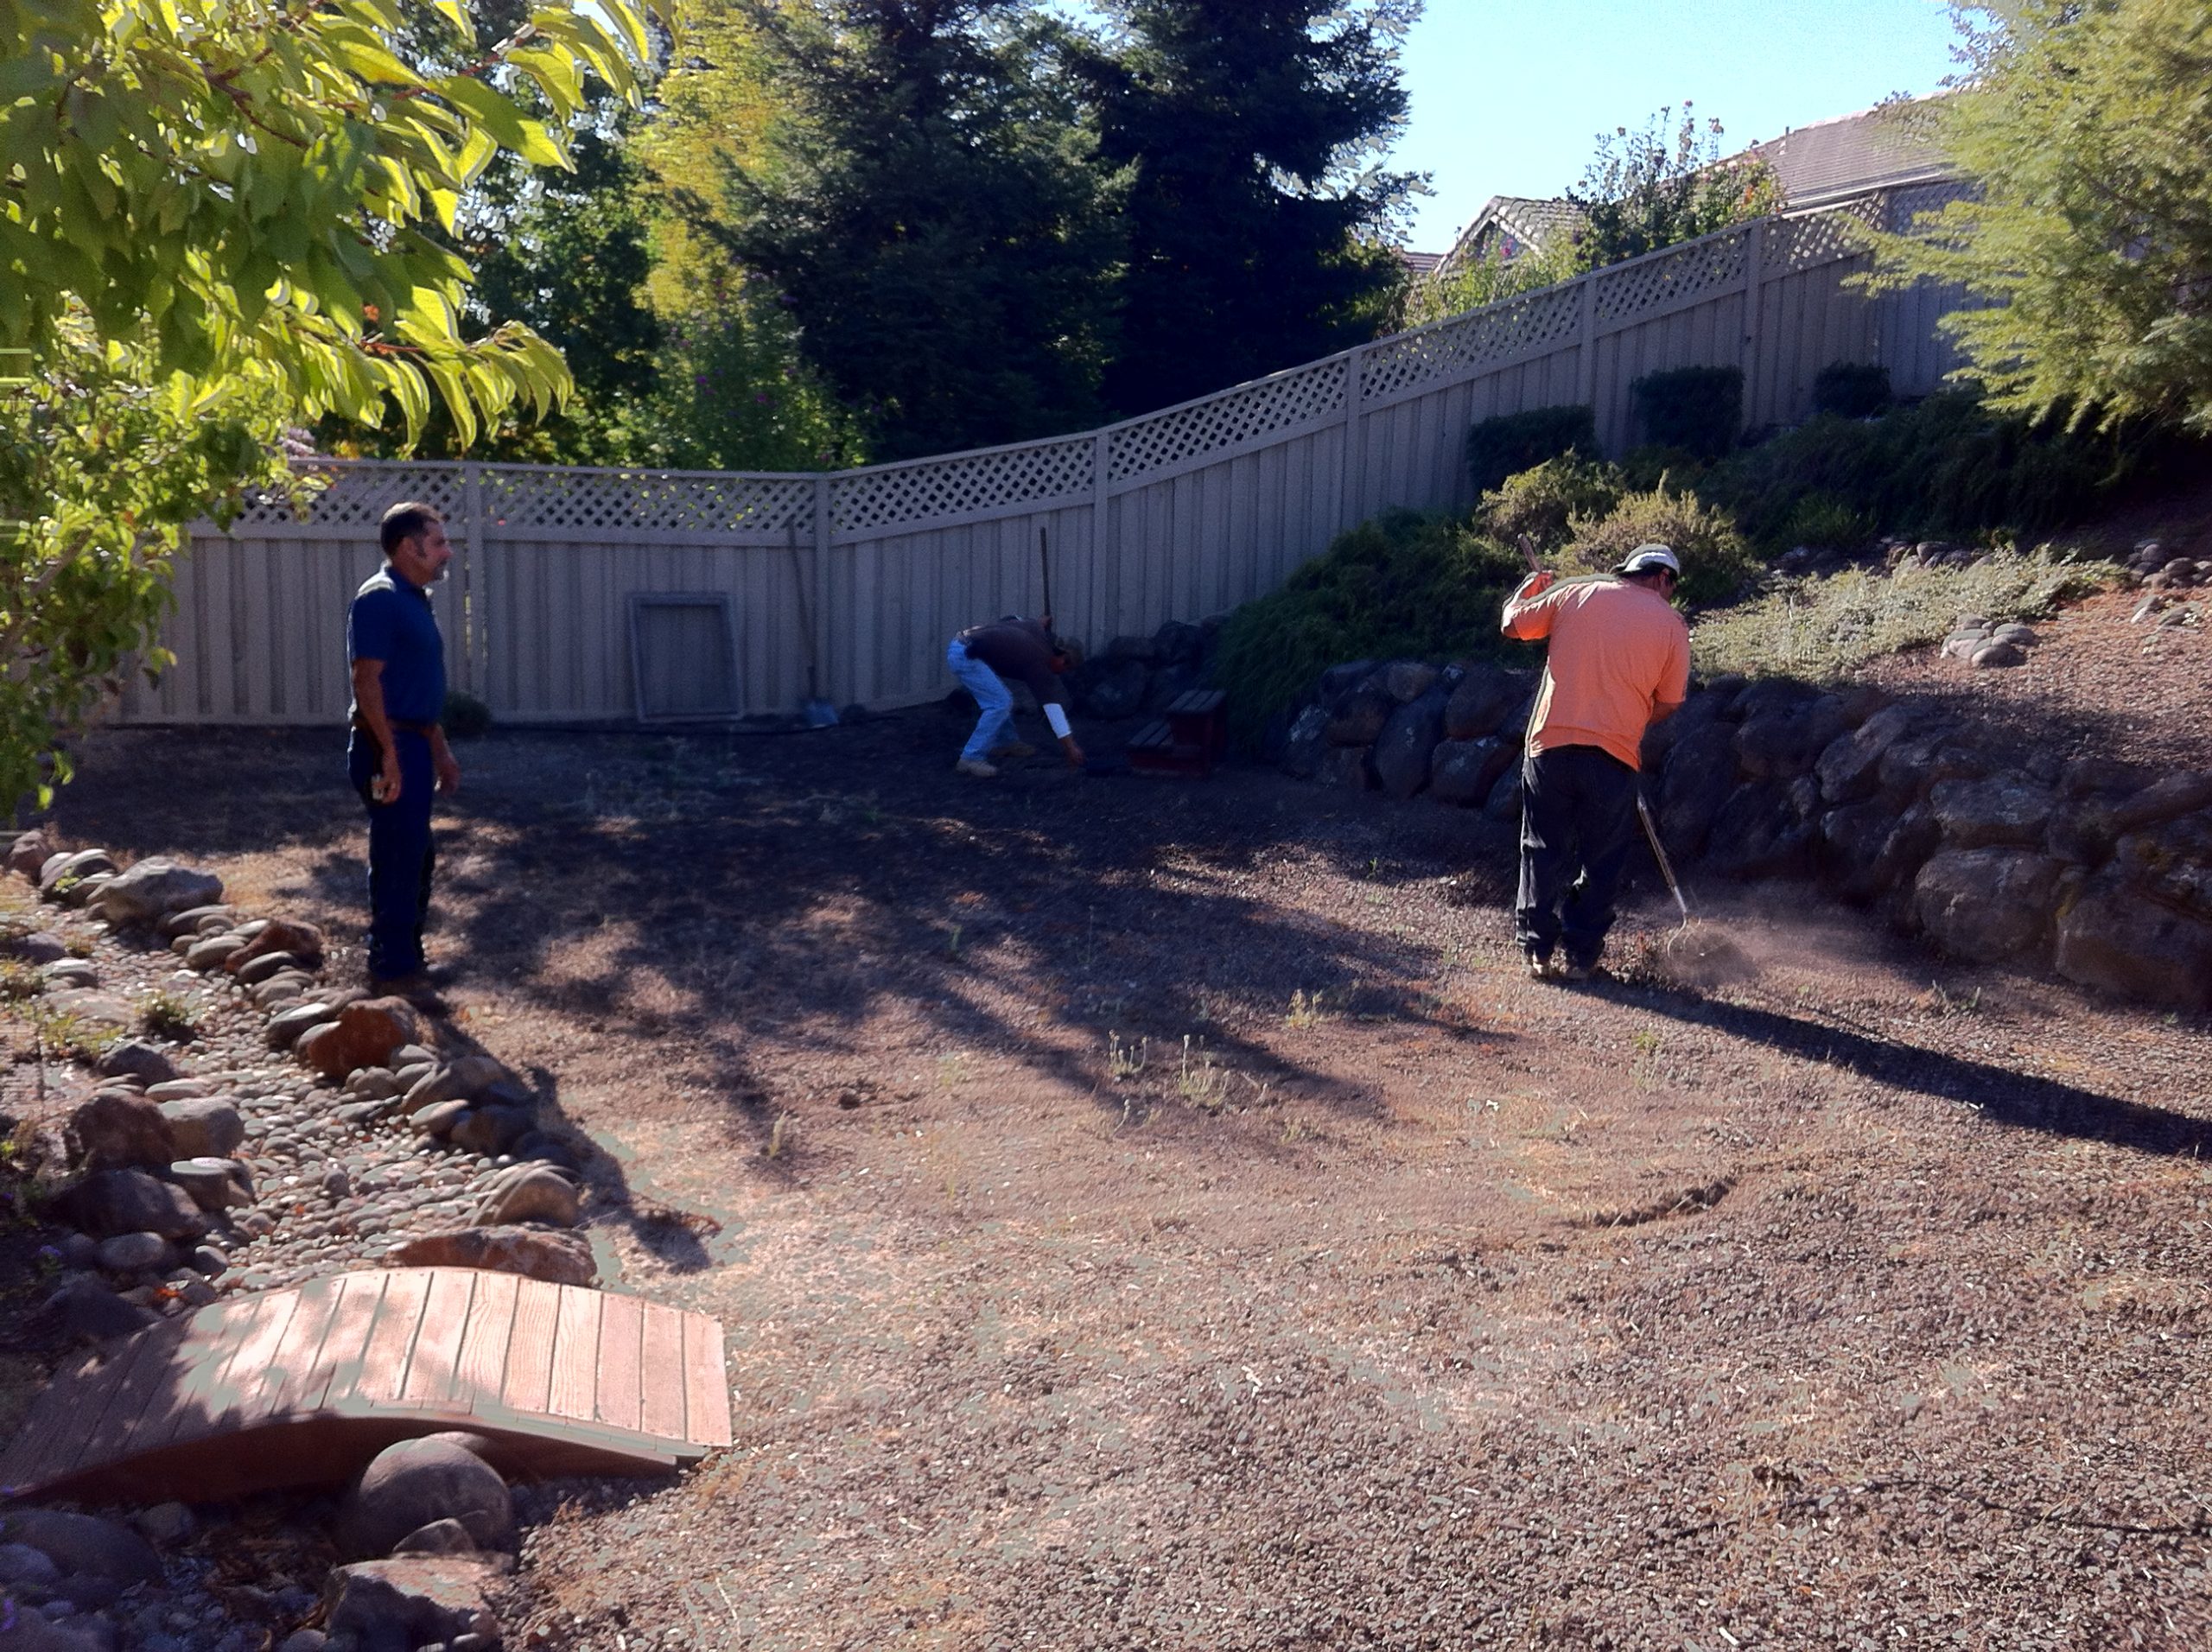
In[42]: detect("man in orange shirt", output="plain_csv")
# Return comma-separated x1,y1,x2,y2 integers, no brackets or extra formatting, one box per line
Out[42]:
1499,544,1691,981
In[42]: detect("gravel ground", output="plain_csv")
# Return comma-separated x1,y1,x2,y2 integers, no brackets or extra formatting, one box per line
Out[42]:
21,702,2209,1652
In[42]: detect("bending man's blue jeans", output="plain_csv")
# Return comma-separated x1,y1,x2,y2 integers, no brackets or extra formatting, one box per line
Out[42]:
1516,743,1641,967
347,728,435,981
945,637,1013,762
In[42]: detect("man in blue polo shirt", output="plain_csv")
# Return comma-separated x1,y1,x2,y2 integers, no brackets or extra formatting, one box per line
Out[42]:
347,501,462,995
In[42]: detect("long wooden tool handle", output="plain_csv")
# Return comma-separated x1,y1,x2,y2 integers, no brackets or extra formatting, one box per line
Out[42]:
1637,795,1692,925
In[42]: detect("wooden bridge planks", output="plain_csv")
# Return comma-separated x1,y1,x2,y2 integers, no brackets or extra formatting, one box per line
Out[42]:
0,1268,731,1504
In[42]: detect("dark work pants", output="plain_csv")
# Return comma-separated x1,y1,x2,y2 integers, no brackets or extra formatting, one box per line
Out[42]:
1516,744,1641,967
348,729,435,981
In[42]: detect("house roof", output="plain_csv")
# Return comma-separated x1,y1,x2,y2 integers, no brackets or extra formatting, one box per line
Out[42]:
1419,98,1955,284
1396,249,1446,279
1745,100,1953,208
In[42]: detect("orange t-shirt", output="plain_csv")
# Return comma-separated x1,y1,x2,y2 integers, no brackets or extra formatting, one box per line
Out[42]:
1499,575,1690,772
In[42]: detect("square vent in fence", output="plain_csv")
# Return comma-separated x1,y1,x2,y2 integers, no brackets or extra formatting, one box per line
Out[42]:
628,593,740,722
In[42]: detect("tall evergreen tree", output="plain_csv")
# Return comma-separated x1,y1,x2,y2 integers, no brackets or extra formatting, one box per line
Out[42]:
709,1,1128,460
1084,0,1421,418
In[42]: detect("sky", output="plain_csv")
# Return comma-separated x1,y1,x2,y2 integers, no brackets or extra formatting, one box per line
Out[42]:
1389,0,1965,251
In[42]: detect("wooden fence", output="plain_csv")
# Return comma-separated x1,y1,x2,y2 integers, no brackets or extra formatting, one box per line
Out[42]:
121,184,1973,728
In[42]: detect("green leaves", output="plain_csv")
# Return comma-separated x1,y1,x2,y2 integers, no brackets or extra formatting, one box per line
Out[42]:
1863,0,2212,433
2,0,655,439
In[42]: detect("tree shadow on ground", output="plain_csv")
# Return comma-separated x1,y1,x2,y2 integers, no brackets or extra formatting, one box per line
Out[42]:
1611,984,2210,1158
50,718,1524,1255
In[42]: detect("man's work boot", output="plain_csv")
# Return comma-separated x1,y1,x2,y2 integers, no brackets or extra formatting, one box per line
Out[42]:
1523,950,1555,982
954,757,999,778
1555,958,1596,983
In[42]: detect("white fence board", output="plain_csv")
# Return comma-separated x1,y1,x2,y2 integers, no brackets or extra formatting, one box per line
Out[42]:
123,187,1981,728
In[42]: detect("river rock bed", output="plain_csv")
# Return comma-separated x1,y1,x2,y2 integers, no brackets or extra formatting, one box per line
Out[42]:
1,836,598,1651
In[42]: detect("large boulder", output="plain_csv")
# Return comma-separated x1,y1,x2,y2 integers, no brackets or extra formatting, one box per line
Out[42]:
60,1167,209,1241
2046,798,2120,866
2053,875,2212,1009
1642,688,1726,772
1878,733,1988,804
448,1105,533,1158
471,1166,582,1228
1376,660,1439,704
1929,774,2056,850
1658,722,1741,860
2107,810,2212,921
335,1435,514,1560
168,1158,254,1211
7,829,52,878
1910,848,2065,963
1814,703,1920,806
1429,737,1517,807
65,1092,177,1172
302,997,418,1079
385,1225,595,1287
1821,801,1940,904
1481,766,1523,822
1065,656,1149,721
1733,693,1849,782
226,918,325,975
321,1556,503,1647
45,1276,159,1342
1371,688,1447,800
2109,771,2212,833
1280,706,1329,780
1152,619,1204,668
88,860,222,928
1324,681,1395,747
156,1096,245,1160
1442,666,1526,741
1705,782,1813,882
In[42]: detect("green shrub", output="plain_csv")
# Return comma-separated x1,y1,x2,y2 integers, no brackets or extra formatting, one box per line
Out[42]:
1465,405,1598,494
1692,546,2117,681
1778,492,1874,551
442,689,493,740
1629,365,1742,461
1704,391,2200,552
1478,454,1622,554
1561,480,1759,607
1212,509,1526,747
1811,361,1891,419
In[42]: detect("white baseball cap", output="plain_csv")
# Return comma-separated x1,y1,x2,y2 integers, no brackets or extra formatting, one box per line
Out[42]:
1617,543,1681,576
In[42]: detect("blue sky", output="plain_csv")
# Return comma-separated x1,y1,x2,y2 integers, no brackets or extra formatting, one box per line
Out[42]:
1392,0,1964,250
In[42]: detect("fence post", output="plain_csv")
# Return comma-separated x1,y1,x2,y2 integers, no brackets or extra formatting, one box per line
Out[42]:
1574,275,1598,415
1338,344,1364,530
811,474,833,708
460,461,484,697
1090,428,1110,647
1739,219,1767,434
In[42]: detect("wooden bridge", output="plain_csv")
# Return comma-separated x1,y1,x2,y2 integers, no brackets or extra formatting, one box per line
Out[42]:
0,1268,732,1503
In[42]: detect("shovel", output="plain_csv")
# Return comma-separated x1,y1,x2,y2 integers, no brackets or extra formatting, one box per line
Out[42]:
786,523,838,728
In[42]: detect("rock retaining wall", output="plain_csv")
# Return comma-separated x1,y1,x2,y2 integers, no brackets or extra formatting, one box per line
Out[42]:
1272,655,2212,1012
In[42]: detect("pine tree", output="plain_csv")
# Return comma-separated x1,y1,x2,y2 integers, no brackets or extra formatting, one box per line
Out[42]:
709,0,1128,459
1084,0,1421,418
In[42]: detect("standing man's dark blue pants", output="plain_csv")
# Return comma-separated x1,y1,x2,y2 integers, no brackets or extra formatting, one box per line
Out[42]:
1516,744,1641,969
347,728,435,981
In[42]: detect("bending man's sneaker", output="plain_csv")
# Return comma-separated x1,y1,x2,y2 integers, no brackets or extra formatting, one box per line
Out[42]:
954,757,999,778
1523,950,1555,981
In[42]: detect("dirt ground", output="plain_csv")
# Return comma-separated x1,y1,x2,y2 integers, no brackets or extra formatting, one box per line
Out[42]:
41,698,2212,1651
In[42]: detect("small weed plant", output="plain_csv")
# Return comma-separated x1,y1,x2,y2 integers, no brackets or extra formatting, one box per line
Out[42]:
1284,988,1332,1029
138,988,200,1040
1176,1036,1230,1112
1107,1032,1148,1083
0,961,40,1001
1692,545,2116,681
765,1112,795,1160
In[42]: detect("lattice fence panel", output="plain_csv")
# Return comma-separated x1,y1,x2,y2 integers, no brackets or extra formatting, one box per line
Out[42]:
1109,357,1347,483
1359,283,1586,404
230,463,467,530
1768,204,1878,276
1592,229,1749,325
480,468,813,536
1884,181,1972,233
832,437,1094,533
